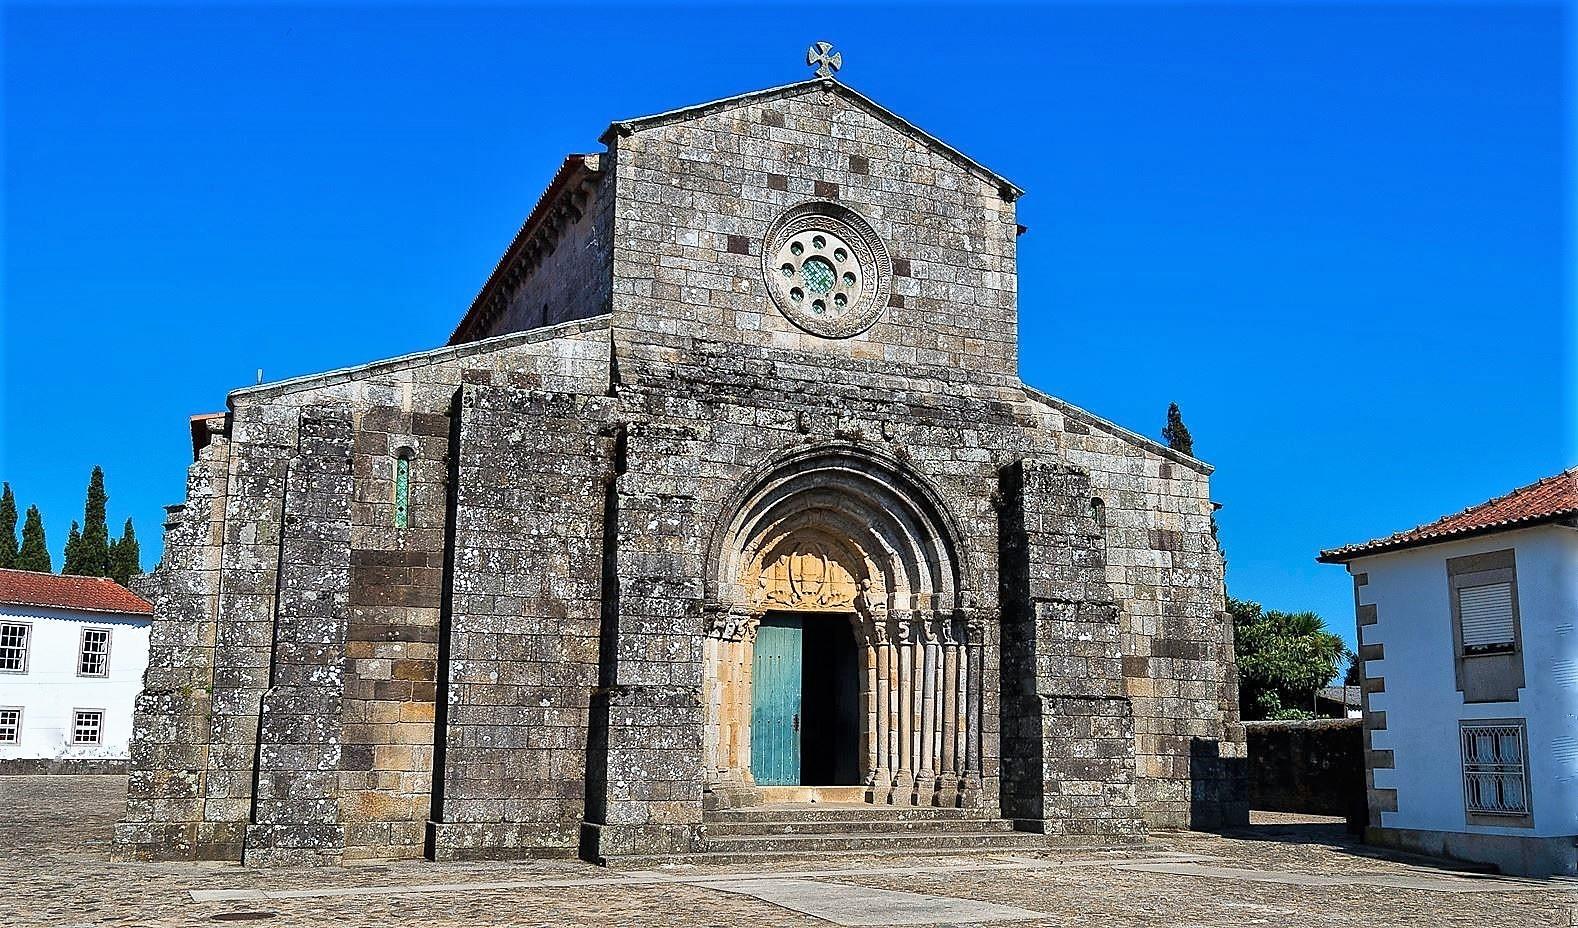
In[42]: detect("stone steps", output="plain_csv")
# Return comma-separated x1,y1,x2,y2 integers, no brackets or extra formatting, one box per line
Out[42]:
702,816,1018,837
604,844,1038,870
598,802,1048,867
705,803,982,824
698,829,1045,856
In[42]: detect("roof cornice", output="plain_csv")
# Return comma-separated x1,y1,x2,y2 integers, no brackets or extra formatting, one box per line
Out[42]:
448,154,604,345
603,78,1023,201
1020,385,1214,476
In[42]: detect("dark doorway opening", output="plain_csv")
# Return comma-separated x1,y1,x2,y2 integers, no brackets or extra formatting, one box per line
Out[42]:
800,614,861,785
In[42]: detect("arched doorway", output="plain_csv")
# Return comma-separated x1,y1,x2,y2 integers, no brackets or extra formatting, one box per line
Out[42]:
702,446,983,808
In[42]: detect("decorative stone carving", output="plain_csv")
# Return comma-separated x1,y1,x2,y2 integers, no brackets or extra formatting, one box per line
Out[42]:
757,538,860,610
761,202,892,338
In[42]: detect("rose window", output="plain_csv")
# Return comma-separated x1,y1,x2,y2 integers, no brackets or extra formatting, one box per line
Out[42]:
762,202,892,338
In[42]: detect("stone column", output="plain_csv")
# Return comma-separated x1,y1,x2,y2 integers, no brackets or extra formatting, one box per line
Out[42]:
872,616,893,799
910,617,925,804
852,613,877,787
938,615,960,807
953,611,969,798
885,617,900,799
702,629,719,782
737,612,761,786
918,613,939,802
965,613,984,785
895,611,915,796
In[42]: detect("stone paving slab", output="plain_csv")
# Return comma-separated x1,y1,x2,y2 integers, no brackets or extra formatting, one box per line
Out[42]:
696,877,1046,925
4,777,1574,928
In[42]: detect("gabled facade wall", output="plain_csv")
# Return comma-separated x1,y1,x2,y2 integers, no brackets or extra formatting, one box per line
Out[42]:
0,606,150,763
1343,525,1578,876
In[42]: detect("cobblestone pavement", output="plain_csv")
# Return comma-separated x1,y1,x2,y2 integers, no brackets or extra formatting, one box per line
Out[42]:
4,777,1571,928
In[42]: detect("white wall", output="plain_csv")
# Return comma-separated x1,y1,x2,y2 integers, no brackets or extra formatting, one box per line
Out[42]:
1351,525,1578,839
0,605,150,760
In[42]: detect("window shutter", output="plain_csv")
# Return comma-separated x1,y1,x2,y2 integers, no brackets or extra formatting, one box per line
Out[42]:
1458,582,1515,648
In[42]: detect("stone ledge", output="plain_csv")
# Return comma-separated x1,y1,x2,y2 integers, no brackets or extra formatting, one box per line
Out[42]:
0,758,129,776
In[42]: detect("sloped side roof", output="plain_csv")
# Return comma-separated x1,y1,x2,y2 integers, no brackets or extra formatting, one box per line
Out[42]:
605,78,1023,200
448,154,602,345
0,568,153,616
1318,468,1578,562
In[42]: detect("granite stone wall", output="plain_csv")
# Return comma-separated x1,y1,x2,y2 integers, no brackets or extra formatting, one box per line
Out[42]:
428,384,614,860
999,458,1142,840
118,79,1245,866
1244,718,1364,828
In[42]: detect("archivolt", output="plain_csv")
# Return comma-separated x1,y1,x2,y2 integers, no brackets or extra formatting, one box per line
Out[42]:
707,444,969,617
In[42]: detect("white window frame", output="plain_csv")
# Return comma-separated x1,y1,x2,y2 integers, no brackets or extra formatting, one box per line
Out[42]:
1460,720,1532,826
0,707,20,744
77,626,112,678
71,709,104,746
0,621,31,673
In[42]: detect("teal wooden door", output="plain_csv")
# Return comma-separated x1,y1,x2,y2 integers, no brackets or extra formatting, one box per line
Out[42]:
751,616,803,785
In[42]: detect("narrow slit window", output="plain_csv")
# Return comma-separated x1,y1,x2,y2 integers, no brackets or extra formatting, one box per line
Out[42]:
1458,582,1515,653
394,455,411,529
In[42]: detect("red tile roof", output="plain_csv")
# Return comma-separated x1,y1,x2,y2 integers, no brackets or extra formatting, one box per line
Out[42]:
1319,468,1578,562
0,568,153,616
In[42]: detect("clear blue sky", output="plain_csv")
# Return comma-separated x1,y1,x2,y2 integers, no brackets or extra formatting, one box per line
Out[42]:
3,2,1570,650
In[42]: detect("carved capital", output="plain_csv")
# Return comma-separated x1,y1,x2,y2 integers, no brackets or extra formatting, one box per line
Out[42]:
894,610,920,645
960,607,984,646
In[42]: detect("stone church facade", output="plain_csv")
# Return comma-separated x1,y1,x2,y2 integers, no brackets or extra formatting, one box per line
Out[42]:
115,75,1247,866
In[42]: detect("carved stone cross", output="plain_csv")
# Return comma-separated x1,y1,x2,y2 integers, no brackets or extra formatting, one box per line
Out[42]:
807,41,842,79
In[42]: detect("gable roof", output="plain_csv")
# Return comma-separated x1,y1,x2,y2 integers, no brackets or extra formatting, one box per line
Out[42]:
0,568,153,616
448,154,603,345
1318,468,1578,563
604,78,1024,201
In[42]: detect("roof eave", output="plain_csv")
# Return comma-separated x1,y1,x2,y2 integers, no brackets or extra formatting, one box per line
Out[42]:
446,154,603,346
1316,511,1578,564
0,601,154,618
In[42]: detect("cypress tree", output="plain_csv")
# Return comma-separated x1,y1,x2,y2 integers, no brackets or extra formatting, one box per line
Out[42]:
0,483,17,569
63,521,83,575
1162,402,1195,456
16,506,50,573
110,518,141,585
76,467,112,577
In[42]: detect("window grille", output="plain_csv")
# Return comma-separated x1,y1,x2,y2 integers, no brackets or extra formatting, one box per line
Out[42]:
78,627,110,677
0,623,30,672
72,710,103,745
0,708,19,744
1461,723,1528,816
1458,582,1515,653
394,455,411,529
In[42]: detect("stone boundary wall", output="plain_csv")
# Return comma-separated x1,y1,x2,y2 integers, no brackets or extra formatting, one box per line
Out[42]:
1244,718,1364,828
0,759,130,775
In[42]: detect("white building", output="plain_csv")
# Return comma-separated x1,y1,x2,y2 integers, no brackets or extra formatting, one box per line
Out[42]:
1320,469,1577,877
0,568,153,770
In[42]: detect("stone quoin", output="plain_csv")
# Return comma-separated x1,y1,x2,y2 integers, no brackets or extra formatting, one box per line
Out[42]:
115,56,1247,866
